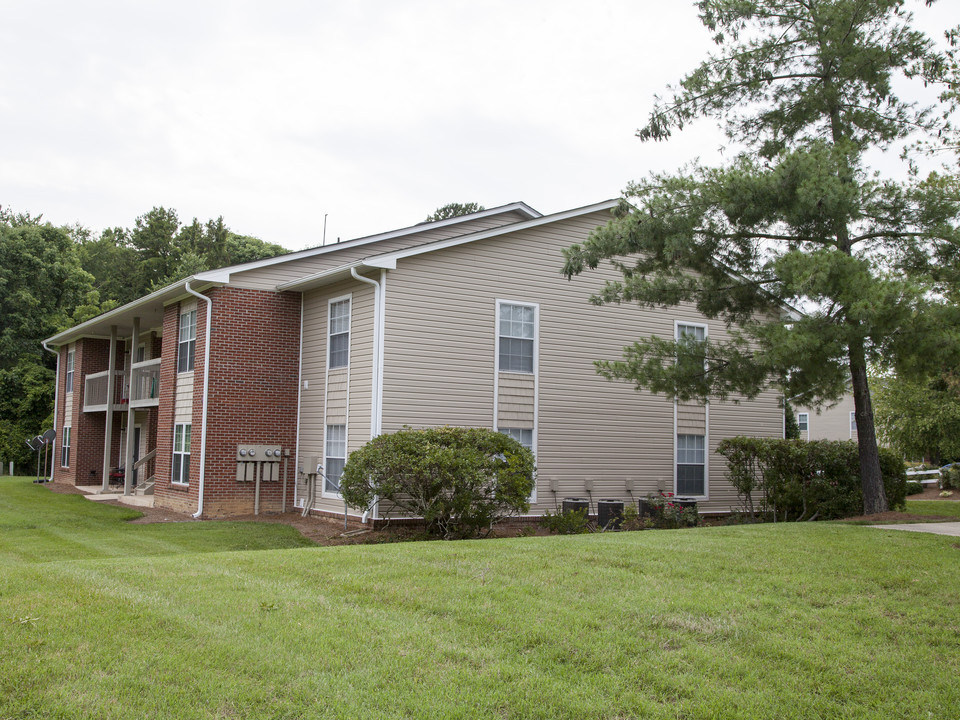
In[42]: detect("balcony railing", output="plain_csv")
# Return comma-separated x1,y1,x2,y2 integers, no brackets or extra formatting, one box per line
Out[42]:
130,359,161,408
83,370,127,412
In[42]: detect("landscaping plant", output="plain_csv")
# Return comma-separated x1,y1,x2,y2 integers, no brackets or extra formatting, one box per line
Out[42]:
339,426,535,539
718,438,907,521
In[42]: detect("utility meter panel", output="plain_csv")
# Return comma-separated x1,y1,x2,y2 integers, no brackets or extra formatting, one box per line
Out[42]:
236,444,284,483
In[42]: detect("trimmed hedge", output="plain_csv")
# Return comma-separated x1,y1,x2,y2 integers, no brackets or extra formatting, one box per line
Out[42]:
716,438,906,521
340,426,535,539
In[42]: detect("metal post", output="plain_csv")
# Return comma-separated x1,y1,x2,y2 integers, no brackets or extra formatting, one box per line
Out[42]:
101,325,118,492
124,318,140,495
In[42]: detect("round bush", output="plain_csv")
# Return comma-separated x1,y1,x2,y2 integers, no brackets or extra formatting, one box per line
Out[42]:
340,426,535,539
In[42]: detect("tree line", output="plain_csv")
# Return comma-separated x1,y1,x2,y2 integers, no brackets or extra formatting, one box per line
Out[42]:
0,206,287,471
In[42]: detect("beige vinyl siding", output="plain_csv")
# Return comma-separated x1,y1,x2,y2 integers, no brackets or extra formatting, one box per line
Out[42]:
676,401,706,433
63,387,73,420
296,277,375,514
797,394,857,442
498,373,535,427
380,211,784,515
174,370,194,423
228,213,532,291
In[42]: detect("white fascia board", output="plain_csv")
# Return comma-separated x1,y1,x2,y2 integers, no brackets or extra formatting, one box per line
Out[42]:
192,202,542,283
276,262,390,292
43,278,224,346
364,199,619,267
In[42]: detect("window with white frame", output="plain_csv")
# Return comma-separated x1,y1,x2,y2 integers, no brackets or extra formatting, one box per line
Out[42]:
498,302,535,373
677,434,705,496
797,413,809,433
172,423,191,484
177,309,196,373
500,428,533,451
849,411,857,437
65,350,75,393
328,299,350,369
60,426,71,467
324,424,346,494
676,322,706,372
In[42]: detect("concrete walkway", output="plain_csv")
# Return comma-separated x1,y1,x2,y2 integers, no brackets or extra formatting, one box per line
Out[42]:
76,485,155,508
869,522,960,537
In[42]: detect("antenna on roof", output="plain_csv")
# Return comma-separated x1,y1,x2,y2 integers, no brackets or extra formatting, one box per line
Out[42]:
322,214,328,246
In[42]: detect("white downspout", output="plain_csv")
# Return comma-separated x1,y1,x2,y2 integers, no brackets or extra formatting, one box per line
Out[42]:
185,281,212,519
42,341,59,481
350,267,383,524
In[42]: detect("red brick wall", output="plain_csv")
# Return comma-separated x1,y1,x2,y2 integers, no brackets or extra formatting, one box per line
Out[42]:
201,287,301,517
152,288,301,517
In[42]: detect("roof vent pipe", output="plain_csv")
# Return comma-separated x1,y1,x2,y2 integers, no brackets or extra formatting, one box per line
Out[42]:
185,280,212,519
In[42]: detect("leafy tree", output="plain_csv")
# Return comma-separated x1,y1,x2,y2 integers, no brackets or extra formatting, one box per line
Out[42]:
339,426,535,539
130,207,181,292
872,371,960,465
0,210,106,470
424,202,485,222
562,0,960,514
224,234,288,265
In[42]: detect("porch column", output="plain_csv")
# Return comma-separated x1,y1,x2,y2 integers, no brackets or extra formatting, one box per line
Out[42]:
123,317,140,495
101,325,118,492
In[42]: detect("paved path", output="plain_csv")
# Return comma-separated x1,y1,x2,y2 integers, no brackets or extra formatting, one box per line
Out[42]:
869,522,960,537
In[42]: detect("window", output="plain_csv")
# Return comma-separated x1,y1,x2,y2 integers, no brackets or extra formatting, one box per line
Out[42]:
850,411,857,438
178,309,196,373
60,426,71,467
498,302,535,373
676,434,705,496
500,428,533,451
797,413,809,433
65,350,75,392
676,323,706,342
676,322,707,375
328,299,350,369
324,424,346,494
172,423,191,485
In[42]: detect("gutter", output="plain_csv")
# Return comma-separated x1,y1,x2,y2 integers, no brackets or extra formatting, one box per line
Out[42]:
184,281,213,518
349,267,385,523
42,340,59,481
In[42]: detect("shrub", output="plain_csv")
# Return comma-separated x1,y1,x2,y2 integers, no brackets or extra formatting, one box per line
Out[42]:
905,480,924,496
717,438,907,521
940,465,960,491
339,426,535,539
540,507,592,535
643,493,700,529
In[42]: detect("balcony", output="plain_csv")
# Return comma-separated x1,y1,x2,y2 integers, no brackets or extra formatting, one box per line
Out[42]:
83,370,127,413
130,359,161,408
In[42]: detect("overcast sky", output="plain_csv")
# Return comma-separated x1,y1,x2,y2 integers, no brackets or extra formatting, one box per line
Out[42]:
1,1,954,250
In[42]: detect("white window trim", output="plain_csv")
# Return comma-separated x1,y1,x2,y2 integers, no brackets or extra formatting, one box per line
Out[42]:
321,423,347,500
172,422,191,486
327,294,352,371
494,299,539,504
177,308,197,374
849,411,857,439
495,299,538,375
673,320,709,500
65,349,75,394
60,426,71,468
797,412,809,438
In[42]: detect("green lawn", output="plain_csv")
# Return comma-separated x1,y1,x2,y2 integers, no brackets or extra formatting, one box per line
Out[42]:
905,499,960,519
1,477,958,719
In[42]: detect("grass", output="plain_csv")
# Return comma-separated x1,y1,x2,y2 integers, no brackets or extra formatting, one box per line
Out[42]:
904,499,960,519
1,477,958,719
0,477,315,564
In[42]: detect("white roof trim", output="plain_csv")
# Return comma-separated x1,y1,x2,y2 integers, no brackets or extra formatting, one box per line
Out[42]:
363,199,619,267
276,261,394,292
193,201,542,284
